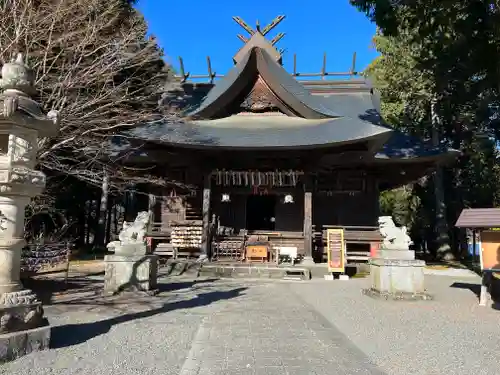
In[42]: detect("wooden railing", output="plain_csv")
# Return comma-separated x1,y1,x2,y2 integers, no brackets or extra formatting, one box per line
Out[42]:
212,230,305,261
314,225,381,262
147,221,382,264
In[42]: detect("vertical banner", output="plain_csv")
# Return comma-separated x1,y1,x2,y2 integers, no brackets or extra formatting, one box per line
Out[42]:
327,229,346,273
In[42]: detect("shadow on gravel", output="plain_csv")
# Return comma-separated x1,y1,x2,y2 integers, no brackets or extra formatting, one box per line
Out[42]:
23,275,104,305
46,278,221,308
50,286,246,349
156,278,219,293
450,282,481,298
451,279,500,309
158,261,201,277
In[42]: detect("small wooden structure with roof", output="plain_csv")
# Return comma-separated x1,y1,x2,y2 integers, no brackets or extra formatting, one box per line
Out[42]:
456,208,500,306
123,16,458,264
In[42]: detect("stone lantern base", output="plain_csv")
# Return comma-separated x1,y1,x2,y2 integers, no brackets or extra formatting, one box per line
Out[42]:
0,290,50,362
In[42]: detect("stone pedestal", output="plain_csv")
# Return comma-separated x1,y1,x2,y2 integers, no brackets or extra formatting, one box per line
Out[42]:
377,249,416,260
104,254,159,295
0,325,50,362
364,217,431,300
364,257,431,300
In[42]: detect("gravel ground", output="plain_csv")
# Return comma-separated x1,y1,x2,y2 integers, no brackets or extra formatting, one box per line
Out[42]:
1,278,249,375
1,273,498,374
291,275,500,375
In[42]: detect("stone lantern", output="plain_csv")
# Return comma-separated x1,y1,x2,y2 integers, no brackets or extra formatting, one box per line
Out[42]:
0,54,60,361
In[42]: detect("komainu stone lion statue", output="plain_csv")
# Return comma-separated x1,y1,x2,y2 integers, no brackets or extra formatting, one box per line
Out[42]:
107,211,150,253
378,216,413,250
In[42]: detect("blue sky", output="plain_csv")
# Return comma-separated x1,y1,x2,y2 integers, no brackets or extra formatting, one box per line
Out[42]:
136,0,378,80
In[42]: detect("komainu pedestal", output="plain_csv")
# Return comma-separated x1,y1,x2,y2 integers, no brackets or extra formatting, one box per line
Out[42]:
365,258,430,300
104,254,158,295
104,212,159,295
363,216,432,300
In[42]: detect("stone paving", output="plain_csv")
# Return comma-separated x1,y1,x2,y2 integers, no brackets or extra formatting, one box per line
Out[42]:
1,273,500,375
177,281,382,375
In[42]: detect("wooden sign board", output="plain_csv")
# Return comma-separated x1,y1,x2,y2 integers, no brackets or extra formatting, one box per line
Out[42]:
326,229,346,273
246,245,268,262
479,231,500,271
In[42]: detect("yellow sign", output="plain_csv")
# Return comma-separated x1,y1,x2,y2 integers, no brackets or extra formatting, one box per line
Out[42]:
326,229,346,273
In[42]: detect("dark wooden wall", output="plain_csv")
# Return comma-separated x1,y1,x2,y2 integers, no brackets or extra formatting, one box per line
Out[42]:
312,192,378,227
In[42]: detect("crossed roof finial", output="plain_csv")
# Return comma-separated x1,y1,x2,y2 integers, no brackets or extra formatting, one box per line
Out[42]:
232,15,286,46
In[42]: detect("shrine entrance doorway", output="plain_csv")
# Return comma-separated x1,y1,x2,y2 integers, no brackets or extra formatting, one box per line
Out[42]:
246,194,276,231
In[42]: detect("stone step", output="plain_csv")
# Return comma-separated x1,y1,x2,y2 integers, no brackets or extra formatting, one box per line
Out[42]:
198,264,311,280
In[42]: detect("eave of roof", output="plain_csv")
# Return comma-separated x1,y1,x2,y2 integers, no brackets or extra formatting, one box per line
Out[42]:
372,131,460,164
127,115,393,150
455,208,500,228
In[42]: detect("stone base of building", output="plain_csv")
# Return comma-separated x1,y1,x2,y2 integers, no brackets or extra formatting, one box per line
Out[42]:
103,254,159,295
367,257,430,299
0,324,50,363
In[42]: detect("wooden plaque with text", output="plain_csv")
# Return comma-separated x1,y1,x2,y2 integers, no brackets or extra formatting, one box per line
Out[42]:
246,245,268,262
327,229,346,273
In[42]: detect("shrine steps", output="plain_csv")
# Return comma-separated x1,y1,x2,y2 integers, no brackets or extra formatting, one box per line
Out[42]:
198,263,311,280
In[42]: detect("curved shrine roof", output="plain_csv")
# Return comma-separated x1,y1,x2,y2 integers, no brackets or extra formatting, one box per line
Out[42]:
128,32,458,163
127,114,392,149
144,45,393,150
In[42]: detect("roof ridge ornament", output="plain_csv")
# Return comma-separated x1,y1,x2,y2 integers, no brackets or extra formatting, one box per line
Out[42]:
173,15,359,82
232,15,286,64
233,15,286,52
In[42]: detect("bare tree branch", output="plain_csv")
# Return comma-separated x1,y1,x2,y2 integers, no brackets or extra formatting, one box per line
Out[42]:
0,0,175,188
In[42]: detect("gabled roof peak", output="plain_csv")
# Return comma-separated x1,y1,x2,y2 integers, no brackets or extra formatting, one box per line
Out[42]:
188,47,343,120
234,33,281,64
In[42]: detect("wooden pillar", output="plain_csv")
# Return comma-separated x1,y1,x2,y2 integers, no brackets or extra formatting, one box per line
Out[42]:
200,173,211,259
303,175,314,265
373,175,380,224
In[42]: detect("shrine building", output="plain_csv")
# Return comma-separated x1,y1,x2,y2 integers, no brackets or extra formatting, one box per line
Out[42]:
122,16,457,265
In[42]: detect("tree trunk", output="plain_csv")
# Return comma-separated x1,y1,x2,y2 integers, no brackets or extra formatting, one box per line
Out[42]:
431,98,453,260
96,172,109,248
